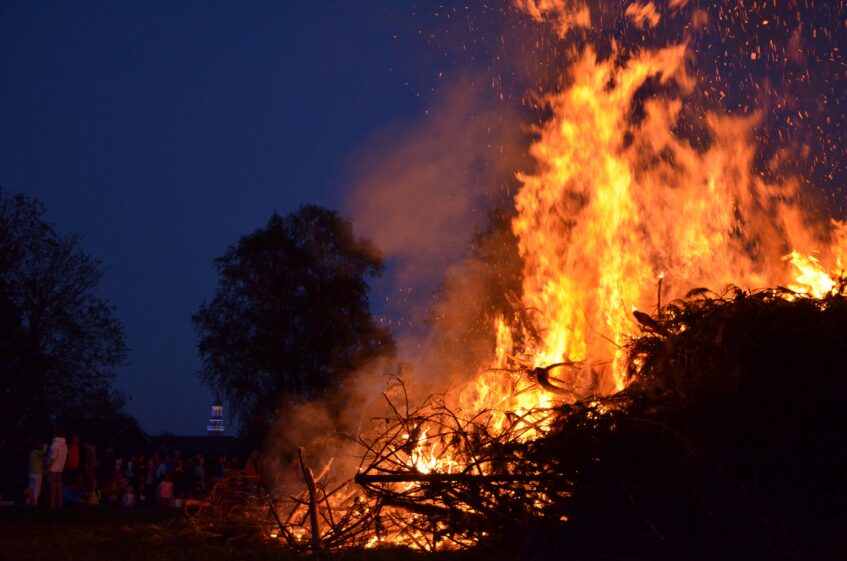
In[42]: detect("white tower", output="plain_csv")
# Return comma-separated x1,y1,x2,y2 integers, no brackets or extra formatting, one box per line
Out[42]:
207,399,224,436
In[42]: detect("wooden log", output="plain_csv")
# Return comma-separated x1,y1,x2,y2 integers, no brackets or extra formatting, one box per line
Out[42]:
298,447,322,552
354,472,557,484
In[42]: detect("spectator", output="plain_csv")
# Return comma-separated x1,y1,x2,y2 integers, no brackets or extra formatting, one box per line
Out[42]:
184,457,194,491
134,456,147,504
97,448,114,487
122,484,136,507
157,474,174,507
63,475,84,505
125,454,137,481
192,454,205,497
84,478,101,506
65,435,81,483
218,455,229,479
145,456,158,505
155,453,172,480
245,450,261,494
27,440,47,506
46,430,68,509
246,450,260,478
103,470,126,505
82,442,97,481
173,459,186,498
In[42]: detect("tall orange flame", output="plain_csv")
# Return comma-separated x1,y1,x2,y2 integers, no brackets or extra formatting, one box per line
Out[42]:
498,42,845,399
348,5,847,551
514,0,591,36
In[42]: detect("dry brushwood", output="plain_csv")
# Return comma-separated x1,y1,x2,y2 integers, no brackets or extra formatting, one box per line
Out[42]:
191,281,847,560
186,455,383,550
356,281,847,557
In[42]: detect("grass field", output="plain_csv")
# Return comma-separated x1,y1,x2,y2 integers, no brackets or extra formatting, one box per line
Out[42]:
0,508,471,561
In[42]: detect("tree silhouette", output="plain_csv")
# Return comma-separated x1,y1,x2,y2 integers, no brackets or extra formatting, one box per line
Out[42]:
193,205,394,441
0,188,128,446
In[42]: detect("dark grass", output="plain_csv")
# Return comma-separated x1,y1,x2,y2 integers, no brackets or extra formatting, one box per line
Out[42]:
0,507,476,561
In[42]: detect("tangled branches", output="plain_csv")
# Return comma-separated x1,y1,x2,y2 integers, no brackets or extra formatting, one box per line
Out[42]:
190,281,847,559
186,453,382,551
353,381,562,550
627,281,847,403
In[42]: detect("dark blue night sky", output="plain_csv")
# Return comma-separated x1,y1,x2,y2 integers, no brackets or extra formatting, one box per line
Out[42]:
4,1,846,436
0,2,434,435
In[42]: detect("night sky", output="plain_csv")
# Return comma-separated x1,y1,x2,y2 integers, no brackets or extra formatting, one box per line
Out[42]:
3,1,846,436
0,2,436,435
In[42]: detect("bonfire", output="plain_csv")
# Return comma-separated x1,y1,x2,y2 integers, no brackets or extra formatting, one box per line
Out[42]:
189,2,847,558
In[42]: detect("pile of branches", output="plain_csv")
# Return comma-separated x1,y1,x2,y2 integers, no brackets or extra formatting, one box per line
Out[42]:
356,283,847,560
185,469,271,538
353,382,561,551
191,282,847,559
186,450,381,551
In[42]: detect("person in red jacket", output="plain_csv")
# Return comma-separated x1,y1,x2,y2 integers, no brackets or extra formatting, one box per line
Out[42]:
65,435,81,483
157,474,174,507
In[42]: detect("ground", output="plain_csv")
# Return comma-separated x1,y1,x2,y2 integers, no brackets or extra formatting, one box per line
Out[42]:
0,508,474,561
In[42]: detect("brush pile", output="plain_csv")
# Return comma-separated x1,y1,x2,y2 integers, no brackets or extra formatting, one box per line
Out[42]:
360,282,847,559
193,282,847,560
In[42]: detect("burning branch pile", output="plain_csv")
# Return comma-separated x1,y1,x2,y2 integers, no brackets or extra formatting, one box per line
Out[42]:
191,281,847,560
353,382,561,550
353,281,847,558
187,453,379,551
188,3,847,557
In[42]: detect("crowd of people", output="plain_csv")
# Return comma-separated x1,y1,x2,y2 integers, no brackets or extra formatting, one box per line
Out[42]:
21,430,255,510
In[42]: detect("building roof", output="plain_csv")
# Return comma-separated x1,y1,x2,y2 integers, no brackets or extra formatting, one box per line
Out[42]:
62,417,240,457
62,416,150,452
148,435,237,457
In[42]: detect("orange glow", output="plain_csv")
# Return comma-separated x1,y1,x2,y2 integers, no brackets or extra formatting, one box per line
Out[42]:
625,1,661,29
363,38,847,550
786,252,838,298
270,7,847,553
514,0,590,36
504,43,846,401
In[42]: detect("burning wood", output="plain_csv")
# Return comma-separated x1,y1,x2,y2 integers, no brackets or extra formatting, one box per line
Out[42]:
189,280,847,559
297,447,322,551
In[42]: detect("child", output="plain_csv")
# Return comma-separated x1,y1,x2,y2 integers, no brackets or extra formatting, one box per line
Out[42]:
122,484,136,507
28,441,47,506
157,474,174,507
84,479,101,506
104,470,125,505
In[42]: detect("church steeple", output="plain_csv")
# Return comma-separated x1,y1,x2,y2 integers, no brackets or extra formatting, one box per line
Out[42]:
207,398,224,436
